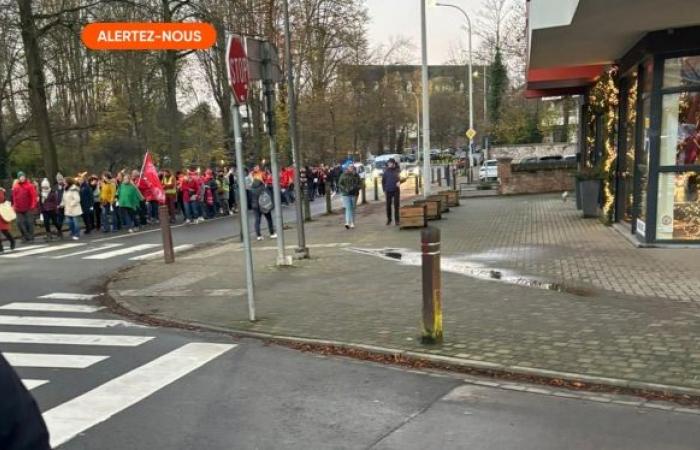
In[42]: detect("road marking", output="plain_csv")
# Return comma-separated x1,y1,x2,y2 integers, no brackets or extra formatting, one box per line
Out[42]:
22,379,49,390
5,352,108,368
90,215,232,243
0,243,85,258
139,272,211,292
128,244,194,261
0,303,104,313
116,288,246,297
0,332,153,346
44,342,236,448
48,243,123,259
38,293,98,301
83,244,159,260
0,315,143,328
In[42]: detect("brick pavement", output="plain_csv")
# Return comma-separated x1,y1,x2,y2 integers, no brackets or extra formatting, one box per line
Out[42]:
108,191,700,393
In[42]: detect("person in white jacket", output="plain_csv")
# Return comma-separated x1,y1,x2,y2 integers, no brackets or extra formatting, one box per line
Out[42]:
60,177,83,240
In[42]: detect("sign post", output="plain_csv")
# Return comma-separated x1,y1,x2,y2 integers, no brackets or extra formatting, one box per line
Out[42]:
227,34,256,322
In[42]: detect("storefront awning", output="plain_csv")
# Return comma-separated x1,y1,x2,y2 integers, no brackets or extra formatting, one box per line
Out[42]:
525,64,606,97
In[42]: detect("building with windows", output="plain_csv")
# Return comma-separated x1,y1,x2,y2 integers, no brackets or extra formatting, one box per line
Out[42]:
526,0,700,244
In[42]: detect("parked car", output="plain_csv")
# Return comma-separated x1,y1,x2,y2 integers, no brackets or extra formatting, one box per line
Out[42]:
400,163,420,179
520,156,538,163
539,155,563,161
479,159,499,182
563,154,577,162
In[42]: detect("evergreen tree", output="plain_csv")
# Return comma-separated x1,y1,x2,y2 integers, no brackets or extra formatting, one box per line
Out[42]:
487,47,508,126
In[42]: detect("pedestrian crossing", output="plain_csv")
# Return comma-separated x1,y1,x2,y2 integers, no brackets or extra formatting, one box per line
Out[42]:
0,291,236,448
0,241,191,262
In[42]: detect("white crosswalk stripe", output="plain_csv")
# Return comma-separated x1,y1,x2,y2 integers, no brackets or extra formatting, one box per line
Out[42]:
129,244,194,261
38,293,98,301
48,243,123,259
83,243,160,260
22,379,49,390
0,332,153,346
0,302,104,313
0,243,85,258
5,352,108,368
0,315,144,328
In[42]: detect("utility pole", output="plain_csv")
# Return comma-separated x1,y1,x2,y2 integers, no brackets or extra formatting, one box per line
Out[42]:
282,0,309,259
420,0,432,197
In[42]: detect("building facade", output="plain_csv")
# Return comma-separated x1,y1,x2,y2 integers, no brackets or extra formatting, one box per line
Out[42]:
527,0,700,244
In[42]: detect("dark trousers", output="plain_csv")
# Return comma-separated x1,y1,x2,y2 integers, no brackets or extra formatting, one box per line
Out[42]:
386,190,400,224
0,230,15,250
254,209,274,237
82,210,94,233
93,202,101,230
16,211,34,241
42,211,62,237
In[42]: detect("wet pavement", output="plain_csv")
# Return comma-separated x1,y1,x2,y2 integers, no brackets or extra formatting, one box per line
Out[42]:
107,191,700,393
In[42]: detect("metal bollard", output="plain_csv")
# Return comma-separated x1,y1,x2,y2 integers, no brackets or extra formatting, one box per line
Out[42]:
415,174,420,195
374,177,379,201
325,186,332,214
421,226,442,344
437,168,442,187
452,168,457,191
361,181,367,205
158,205,175,264
445,165,451,186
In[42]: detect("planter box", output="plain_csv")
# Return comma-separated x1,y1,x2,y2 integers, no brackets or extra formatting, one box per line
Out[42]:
580,179,601,218
444,190,460,207
399,204,427,229
428,194,450,213
413,200,442,220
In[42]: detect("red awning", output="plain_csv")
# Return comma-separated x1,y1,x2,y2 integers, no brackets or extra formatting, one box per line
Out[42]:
526,64,607,97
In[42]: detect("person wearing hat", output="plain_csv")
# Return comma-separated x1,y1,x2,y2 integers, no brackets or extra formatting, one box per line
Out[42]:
39,178,62,240
382,158,404,226
0,186,16,252
11,171,38,242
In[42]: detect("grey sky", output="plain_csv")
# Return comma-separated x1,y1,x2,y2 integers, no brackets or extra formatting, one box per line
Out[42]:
366,0,484,65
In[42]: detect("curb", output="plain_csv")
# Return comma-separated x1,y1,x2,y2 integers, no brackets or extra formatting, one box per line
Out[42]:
104,281,700,404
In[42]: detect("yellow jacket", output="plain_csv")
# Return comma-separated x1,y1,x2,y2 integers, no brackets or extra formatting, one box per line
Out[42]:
100,181,116,204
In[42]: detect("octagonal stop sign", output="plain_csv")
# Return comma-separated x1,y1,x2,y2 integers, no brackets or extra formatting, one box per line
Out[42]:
226,35,249,105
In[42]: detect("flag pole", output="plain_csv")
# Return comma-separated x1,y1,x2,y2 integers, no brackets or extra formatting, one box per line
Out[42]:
139,151,149,180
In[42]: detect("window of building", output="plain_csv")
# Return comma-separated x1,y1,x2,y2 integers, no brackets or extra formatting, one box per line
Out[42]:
656,172,700,240
663,56,700,88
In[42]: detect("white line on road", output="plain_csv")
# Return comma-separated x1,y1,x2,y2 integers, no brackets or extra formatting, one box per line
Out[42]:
38,293,98,301
90,215,232,243
0,315,143,328
48,243,123,259
83,244,159,260
0,332,153,346
0,243,85,258
116,288,246,297
5,352,108,368
44,342,236,448
22,379,49,390
0,303,104,313
128,244,194,261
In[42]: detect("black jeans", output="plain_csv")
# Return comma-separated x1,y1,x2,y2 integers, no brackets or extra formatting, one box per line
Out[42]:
42,211,62,236
386,190,400,224
254,209,274,237
0,230,15,250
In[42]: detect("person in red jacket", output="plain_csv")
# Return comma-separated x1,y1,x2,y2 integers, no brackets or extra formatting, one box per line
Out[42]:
0,187,16,252
12,171,38,242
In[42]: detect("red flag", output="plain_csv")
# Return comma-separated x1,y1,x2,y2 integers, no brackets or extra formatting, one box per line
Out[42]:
140,152,166,204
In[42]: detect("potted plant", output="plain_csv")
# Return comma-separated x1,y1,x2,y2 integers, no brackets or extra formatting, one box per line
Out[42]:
575,168,603,218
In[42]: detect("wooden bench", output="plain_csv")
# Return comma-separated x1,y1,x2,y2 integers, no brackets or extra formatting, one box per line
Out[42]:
399,204,427,229
414,199,442,220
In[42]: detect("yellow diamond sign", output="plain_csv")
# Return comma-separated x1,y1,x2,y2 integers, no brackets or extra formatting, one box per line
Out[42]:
466,128,477,140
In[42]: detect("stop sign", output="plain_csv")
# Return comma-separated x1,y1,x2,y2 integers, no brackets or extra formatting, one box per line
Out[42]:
226,35,249,105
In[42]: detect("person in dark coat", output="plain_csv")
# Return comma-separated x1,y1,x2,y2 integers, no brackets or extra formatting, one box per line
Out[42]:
250,178,276,240
381,158,403,226
78,175,95,234
0,353,50,449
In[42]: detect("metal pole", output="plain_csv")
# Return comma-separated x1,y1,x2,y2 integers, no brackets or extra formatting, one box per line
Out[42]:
159,205,174,264
263,72,289,266
421,226,442,344
420,0,432,197
282,0,309,259
325,185,332,214
374,177,379,201
232,104,256,321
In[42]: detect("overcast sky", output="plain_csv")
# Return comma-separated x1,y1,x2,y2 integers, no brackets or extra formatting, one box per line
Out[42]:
365,0,484,65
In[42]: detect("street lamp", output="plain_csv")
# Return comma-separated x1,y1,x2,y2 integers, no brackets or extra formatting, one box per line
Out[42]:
411,91,420,155
420,0,432,196
434,2,474,175
473,67,488,159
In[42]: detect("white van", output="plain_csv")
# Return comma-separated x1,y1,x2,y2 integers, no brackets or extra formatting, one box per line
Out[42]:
371,154,402,178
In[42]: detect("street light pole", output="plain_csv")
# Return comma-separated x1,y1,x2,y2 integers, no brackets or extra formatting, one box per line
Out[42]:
420,0,432,196
436,2,473,176
412,92,420,157
282,0,309,259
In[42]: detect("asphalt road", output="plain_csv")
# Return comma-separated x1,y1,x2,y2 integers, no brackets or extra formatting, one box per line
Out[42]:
1,199,700,449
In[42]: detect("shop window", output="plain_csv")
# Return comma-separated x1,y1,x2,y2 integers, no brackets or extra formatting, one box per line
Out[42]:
637,96,651,227
660,91,700,166
656,172,700,240
663,56,700,88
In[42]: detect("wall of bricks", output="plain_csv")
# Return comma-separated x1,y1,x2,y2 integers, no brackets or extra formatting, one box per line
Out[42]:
497,158,575,195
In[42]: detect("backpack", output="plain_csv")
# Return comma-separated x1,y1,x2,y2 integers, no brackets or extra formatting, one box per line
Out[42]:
258,190,273,213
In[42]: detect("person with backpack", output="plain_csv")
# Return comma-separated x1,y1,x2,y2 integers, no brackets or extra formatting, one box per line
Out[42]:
250,178,276,241
338,163,361,229
0,187,16,252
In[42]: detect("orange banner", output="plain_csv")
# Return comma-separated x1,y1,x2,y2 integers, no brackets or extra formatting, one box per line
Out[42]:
81,22,216,50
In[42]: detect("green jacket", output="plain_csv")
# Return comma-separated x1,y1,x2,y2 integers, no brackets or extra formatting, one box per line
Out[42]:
117,183,142,210
338,172,361,196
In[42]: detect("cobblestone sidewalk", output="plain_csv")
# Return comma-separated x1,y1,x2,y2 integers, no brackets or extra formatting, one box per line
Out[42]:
108,192,700,394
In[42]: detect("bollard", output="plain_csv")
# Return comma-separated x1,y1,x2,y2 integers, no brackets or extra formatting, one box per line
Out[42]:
159,205,175,264
452,168,457,191
374,177,379,201
415,174,419,195
437,168,442,187
445,165,451,186
325,186,332,214
303,190,311,222
421,226,442,344
361,181,367,205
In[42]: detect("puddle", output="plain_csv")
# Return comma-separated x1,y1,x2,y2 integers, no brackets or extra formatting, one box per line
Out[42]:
345,247,593,297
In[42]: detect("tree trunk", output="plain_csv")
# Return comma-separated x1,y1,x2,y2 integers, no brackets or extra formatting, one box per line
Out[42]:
16,0,59,181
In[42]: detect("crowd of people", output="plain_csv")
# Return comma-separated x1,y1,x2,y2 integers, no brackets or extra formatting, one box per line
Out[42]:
0,158,407,253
